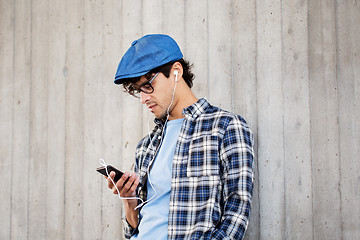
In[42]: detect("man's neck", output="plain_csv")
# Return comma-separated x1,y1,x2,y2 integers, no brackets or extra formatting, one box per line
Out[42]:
168,92,198,120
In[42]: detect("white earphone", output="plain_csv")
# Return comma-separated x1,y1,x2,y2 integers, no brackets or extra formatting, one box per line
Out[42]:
174,70,179,82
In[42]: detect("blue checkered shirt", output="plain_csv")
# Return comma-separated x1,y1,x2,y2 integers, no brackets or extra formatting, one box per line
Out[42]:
124,98,255,240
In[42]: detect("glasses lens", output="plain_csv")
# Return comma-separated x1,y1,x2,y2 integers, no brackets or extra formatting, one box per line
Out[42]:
140,83,153,94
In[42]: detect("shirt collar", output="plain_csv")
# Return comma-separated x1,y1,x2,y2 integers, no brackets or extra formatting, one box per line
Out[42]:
153,98,210,125
182,98,210,120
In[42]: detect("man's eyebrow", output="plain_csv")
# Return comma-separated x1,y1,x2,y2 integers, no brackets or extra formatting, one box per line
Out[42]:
133,78,148,89
140,74,155,84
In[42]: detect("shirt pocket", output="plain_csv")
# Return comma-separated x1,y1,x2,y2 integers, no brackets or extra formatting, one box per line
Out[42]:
186,135,220,177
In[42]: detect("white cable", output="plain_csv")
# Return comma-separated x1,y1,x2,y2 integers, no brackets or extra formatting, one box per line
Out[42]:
166,74,178,119
142,118,167,206
142,73,178,206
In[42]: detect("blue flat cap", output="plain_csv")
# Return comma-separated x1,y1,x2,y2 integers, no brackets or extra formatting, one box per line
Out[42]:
114,34,183,84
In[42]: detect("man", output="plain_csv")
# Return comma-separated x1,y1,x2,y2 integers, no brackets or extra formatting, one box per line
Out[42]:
106,34,255,239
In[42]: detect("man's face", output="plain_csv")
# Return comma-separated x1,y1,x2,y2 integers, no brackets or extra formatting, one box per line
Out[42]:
135,72,176,120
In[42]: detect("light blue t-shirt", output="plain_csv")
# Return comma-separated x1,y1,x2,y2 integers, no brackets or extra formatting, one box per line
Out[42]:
131,118,184,240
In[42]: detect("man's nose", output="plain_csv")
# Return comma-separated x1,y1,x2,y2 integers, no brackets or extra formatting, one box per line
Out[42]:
140,91,150,104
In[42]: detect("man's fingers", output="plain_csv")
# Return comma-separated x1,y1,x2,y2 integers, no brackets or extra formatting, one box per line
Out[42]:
116,172,139,197
105,171,139,197
129,177,140,193
116,172,130,192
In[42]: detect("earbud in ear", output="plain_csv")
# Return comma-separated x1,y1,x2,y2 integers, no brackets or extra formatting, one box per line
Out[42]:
174,70,179,82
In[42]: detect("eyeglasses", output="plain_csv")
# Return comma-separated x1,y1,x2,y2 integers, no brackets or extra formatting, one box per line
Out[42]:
134,72,159,96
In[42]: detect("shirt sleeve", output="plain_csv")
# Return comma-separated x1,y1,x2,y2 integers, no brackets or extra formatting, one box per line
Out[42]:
212,117,255,239
123,145,142,239
123,217,138,239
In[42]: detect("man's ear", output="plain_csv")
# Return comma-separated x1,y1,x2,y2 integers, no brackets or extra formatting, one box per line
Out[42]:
172,61,183,79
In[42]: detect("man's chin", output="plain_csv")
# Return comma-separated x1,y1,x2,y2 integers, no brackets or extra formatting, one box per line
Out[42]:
153,111,168,121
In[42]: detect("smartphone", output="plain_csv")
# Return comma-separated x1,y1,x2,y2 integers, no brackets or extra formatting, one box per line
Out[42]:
96,165,124,182
96,165,142,187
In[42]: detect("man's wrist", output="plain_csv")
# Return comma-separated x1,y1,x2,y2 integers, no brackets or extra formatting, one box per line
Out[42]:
123,200,139,229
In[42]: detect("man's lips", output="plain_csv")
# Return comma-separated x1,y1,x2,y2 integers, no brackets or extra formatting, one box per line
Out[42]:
146,103,156,111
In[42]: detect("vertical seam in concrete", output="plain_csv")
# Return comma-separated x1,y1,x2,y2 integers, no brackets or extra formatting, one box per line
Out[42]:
81,3,87,239
100,1,104,239
10,0,16,239
206,1,210,98
140,0,144,134
45,0,50,238
63,0,68,237
307,0,315,239
161,0,164,33
119,0,124,218
254,0,261,238
184,0,187,57
334,1,344,238
27,0,33,238
230,0,234,113
280,0,287,238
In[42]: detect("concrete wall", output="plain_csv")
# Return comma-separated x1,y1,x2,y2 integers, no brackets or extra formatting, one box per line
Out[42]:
0,0,359,239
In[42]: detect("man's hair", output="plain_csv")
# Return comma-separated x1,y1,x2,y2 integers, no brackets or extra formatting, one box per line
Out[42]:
122,58,195,97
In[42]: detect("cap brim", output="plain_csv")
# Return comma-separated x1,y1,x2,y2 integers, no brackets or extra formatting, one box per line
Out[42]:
114,69,149,84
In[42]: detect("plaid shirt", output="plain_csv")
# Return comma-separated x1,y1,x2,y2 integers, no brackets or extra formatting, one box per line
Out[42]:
124,98,254,240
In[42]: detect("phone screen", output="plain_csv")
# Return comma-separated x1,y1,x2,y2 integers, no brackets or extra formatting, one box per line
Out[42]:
96,165,124,182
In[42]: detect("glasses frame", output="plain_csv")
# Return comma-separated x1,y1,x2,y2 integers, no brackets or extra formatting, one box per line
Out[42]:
135,72,160,95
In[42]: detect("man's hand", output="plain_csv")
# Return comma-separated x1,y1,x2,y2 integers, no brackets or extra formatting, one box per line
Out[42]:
106,171,140,197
